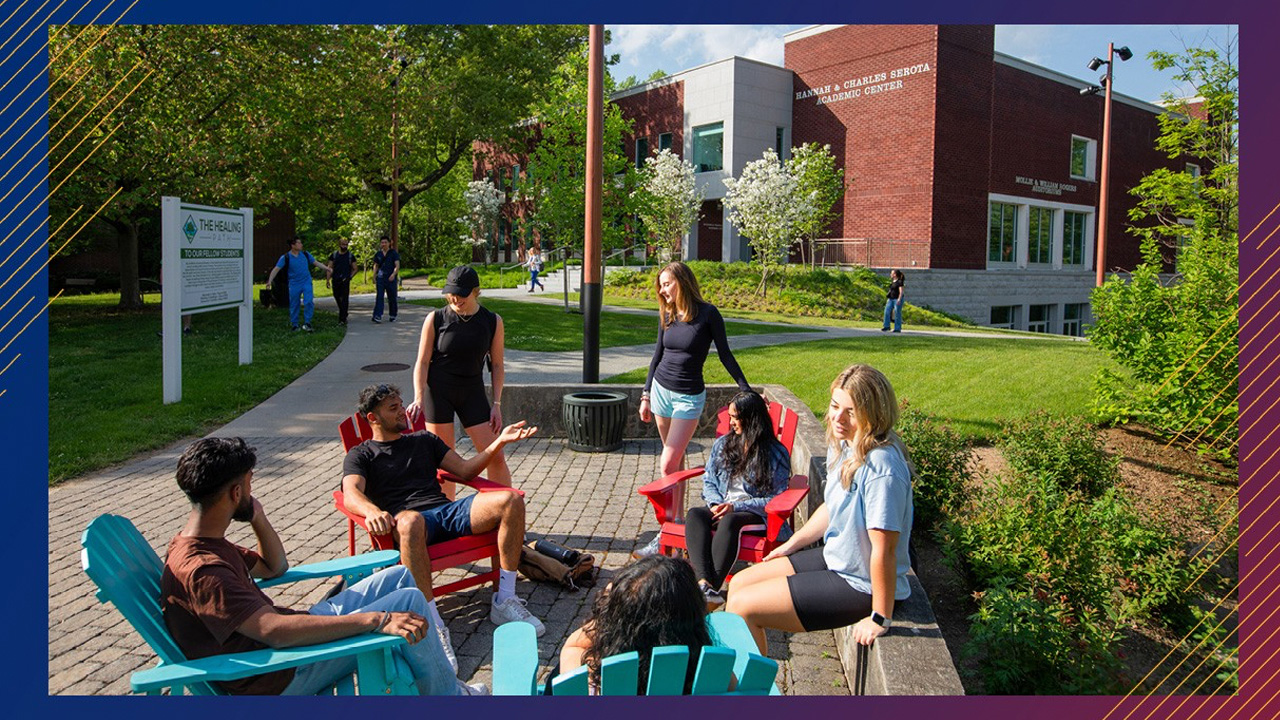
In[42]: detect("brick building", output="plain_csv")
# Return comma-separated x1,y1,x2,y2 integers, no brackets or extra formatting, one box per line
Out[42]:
483,24,1191,332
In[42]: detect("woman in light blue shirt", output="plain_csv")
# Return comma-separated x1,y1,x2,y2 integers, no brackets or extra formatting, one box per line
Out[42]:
725,364,913,653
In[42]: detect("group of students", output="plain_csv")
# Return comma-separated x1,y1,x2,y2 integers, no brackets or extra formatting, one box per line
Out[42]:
264,234,403,330
158,259,915,696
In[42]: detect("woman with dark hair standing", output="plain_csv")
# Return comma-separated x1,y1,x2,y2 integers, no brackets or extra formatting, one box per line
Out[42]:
635,261,752,557
406,265,513,490
881,269,905,333
684,390,792,607
559,555,713,694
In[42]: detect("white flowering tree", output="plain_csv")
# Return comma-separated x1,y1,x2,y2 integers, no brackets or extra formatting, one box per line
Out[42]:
460,178,504,264
633,149,703,258
787,143,846,269
723,148,809,295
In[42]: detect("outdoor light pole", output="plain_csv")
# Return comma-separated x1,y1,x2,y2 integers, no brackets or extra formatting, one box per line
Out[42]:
582,24,604,383
390,61,402,248
1088,43,1131,287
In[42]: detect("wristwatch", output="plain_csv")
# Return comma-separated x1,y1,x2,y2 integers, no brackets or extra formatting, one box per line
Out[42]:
870,611,892,630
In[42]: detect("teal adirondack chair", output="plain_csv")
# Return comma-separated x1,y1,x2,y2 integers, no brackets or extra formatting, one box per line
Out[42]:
493,611,781,696
80,513,416,695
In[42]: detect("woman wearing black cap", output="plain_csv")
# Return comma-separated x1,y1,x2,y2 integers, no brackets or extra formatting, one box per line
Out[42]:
406,265,513,489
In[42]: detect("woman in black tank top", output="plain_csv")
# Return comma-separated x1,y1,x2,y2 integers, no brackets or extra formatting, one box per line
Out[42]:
406,265,513,488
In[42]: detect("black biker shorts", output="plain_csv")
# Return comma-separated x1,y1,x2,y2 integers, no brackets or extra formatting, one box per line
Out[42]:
786,547,874,632
424,380,490,427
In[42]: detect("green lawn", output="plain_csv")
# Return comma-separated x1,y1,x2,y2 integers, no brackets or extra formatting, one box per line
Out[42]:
49,293,343,484
406,297,813,352
607,335,1117,441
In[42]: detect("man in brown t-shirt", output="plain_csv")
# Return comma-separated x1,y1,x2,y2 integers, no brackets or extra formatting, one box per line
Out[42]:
161,436,485,695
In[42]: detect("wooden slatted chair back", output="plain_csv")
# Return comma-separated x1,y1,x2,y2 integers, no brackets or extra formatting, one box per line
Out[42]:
80,514,222,695
714,400,799,454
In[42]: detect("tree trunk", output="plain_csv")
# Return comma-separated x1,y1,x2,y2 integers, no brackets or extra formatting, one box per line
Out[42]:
116,221,144,309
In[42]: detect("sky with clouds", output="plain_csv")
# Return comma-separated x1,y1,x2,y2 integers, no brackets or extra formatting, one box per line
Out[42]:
607,25,1237,103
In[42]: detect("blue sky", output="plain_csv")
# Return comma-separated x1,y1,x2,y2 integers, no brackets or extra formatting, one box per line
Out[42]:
607,24,1238,103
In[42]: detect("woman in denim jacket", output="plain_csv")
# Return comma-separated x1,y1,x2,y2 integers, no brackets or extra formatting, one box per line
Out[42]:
685,391,792,607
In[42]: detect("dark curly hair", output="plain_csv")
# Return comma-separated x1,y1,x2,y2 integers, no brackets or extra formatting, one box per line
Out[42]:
357,383,401,416
175,437,256,505
582,555,712,693
721,391,784,495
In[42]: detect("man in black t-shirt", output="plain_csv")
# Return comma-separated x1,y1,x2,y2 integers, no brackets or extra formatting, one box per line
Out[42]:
342,384,547,657
326,237,358,325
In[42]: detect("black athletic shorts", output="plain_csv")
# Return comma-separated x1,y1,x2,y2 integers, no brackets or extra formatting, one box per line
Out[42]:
424,379,491,427
785,547,874,632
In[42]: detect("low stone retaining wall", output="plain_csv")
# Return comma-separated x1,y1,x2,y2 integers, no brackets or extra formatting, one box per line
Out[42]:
498,381,964,695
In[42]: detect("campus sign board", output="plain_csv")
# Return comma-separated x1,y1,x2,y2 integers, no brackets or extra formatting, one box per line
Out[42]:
161,197,254,403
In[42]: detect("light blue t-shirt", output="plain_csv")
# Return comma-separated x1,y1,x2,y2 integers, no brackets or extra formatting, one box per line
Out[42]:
275,250,316,289
822,442,914,600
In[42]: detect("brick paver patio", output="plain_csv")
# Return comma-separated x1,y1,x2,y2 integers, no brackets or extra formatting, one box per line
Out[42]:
49,434,849,696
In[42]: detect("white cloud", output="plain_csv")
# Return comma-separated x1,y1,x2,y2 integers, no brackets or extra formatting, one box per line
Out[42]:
610,24,792,78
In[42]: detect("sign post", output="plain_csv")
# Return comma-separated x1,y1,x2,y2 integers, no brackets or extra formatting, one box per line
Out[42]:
161,197,254,404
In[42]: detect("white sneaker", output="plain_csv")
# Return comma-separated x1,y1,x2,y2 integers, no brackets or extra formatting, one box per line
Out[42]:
632,534,662,559
437,623,458,673
489,596,546,637
457,679,490,696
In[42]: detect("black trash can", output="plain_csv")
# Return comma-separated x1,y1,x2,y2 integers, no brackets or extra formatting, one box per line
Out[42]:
562,391,628,452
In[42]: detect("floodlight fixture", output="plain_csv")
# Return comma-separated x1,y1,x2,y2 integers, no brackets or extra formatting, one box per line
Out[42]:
1087,57,1104,71
1116,46,1133,62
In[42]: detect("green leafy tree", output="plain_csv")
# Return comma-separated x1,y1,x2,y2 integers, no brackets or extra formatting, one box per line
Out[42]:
786,143,846,268
515,41,640,255
1088,39,1239,455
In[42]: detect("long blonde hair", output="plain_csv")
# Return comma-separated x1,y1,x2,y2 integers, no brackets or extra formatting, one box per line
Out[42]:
825,364,904,489
656,261,705,328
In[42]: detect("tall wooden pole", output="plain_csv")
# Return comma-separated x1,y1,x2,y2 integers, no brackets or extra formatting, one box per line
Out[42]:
1096,43,1115,287
583,24,604,382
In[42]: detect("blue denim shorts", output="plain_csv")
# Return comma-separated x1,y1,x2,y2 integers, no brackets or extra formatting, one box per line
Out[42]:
420,495,475,544
649,380,706,420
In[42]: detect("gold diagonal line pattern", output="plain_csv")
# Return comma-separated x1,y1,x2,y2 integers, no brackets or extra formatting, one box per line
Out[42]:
0,91,55,172
1107,571,1243,720
0,0,66,74
0,205,79,299
49,0,135,90
0,353,19,378
1254,200,1280,249
0,0,48,57
0,124,47,193
1105,205,1268,717
0,0,87,101
46,58,140,156
1128,603,1237,719
0,119,121,252
3,189,118,307
44,0,96,67
0,3,34,52
0,291,52,361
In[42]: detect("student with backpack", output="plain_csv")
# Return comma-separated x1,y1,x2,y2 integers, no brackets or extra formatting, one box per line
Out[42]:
265,236,331,331
405,265,514,489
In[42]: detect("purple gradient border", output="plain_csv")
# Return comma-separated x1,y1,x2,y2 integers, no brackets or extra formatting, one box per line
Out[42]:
10,1,1270,718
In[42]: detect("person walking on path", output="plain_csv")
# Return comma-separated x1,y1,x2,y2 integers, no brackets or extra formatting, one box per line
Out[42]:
265,236,330,332
635,261,752,557
161,436,485,696
326,237,358,325
372,235,401,323
881,269,905,333
725,364,913,655
405,265,514,490
524,247,545,292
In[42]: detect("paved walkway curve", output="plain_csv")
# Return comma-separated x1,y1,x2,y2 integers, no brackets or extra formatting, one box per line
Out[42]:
49,276,1049,696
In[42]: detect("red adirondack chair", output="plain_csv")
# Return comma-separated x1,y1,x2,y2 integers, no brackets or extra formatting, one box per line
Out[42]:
636,401,809,566
334,412,523,597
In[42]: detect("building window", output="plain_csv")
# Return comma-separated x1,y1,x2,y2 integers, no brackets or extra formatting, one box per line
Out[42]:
1186,163,1202,178
692,122,724,173
1063,303,1087,337
776,127,787,161
1028,304,1052,333
990,305,1019,329
1064,211,1087,266
512,164,520,193
1070,136,1097,181
1028,207,1054,265
988,202,1018,263
635,137,648,169
659,132,673,152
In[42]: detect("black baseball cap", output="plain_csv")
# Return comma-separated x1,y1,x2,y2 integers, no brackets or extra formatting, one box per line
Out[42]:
442,265,480,295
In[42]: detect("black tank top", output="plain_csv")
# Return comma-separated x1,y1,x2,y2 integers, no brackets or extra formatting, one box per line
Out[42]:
429,306,496,384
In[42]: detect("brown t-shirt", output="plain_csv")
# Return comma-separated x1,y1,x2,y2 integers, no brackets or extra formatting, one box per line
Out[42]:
161,535,304,694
